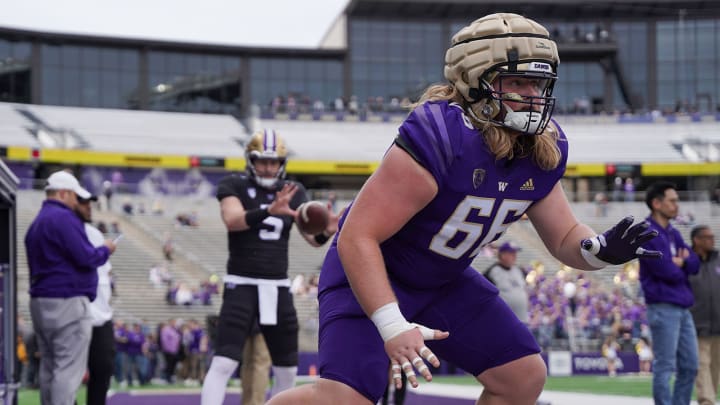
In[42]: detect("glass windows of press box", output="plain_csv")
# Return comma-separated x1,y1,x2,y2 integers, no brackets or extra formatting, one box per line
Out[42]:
148,51,241,114
250,57,342,113
0,39,32,103
350,20,444,103
657,19,720,113
41,44,140,109
612,22,648,111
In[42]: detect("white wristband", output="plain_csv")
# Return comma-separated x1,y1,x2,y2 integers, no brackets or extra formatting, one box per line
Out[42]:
370,302,413,342
580,237,610,269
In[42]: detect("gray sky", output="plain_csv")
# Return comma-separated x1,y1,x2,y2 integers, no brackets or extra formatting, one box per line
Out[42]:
0,0,349,48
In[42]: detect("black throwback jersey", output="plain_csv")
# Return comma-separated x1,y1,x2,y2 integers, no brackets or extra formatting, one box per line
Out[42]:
216,174,308,279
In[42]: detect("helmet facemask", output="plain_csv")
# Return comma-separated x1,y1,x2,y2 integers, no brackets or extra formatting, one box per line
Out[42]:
472,61,557,135
245,130,288,189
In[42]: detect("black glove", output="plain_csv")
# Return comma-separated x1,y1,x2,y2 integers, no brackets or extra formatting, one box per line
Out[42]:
581,216,662,267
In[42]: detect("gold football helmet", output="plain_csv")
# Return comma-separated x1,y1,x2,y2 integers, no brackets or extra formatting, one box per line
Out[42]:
444,13,560,135
245,129,288,188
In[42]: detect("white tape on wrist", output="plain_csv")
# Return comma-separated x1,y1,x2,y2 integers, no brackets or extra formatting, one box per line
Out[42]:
580,237,610,269
370,302,413,342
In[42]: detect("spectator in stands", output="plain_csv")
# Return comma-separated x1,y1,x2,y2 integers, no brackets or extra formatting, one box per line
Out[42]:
75,194,116,405
175,282,194,306
109,270,117,296
149,262,172,288
97,221,108,234
185,319,207,385
175,212,199,227
163,232,174,262
160,319,182,384
290,273,308,296
594,192,609,217
151,198,165,215
268,13,659,405
17,315,37,388
623,178,635,202
102,180,113,211
483,241,529,324
327,191,337,212
113,320,129,388
201,129,341,405
348,95,359,115
639,181,700,405
612,176,623,202
122,198,134,215
125,323,147,386
145,333,161,384
688,225,720,405
25,170,117,405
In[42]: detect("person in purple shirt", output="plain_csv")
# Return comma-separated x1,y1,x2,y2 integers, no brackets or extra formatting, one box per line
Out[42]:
269,13,660,405
125,323,147,386
160,319,182,384
25,170,117,405
639,181,701,405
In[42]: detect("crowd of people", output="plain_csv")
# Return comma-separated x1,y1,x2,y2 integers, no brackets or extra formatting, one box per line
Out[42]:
265,94,413,117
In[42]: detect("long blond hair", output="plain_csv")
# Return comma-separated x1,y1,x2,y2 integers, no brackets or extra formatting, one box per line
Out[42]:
413,84,562,170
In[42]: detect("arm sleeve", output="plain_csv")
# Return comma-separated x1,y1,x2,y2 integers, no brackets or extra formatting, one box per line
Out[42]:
58,214,110,271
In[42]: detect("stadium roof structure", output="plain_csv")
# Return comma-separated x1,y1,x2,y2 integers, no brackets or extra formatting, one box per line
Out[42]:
346,0,718,20
0,0,349,49
0,102,246,157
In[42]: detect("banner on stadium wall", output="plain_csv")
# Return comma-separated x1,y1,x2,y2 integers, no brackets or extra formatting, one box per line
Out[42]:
298,351,640,376
570,351,640,375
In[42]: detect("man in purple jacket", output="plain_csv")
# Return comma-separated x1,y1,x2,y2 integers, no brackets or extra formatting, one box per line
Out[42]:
25,170,117,405
640,181,701,405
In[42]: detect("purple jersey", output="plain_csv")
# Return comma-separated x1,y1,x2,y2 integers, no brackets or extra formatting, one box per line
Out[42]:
320,100,568,292
317,101,565,401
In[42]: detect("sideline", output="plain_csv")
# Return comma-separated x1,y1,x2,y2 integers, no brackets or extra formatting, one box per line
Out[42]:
410,382,694,405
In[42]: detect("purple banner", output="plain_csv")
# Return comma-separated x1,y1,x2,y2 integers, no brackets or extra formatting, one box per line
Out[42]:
299,351,640,376
571,351,640,375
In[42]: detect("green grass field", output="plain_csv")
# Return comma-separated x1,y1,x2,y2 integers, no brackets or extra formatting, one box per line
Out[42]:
16,374,718,404
434,375,654,397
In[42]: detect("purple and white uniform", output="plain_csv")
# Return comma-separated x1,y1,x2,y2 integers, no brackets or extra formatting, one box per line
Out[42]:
318,100,568,401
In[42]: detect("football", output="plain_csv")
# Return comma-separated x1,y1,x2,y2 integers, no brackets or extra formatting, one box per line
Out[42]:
296,201,329,234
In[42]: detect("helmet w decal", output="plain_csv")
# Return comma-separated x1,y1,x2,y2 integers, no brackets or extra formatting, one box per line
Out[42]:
245,129,288,189
444,13,560,135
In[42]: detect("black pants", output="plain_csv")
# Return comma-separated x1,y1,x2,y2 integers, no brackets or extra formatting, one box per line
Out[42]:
87,321,115,405
163,352,179,383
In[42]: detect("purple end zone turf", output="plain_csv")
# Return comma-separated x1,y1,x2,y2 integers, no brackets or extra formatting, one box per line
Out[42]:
105,390,475,404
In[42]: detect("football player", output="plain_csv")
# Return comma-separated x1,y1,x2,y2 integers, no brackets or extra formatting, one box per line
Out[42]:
268,13,660,405
201,129,341,405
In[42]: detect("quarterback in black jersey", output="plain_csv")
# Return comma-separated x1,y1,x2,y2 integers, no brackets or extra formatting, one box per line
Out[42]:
201,129,340,405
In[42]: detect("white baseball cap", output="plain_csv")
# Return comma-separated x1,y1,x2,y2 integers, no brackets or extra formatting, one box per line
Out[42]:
45,170,91,199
